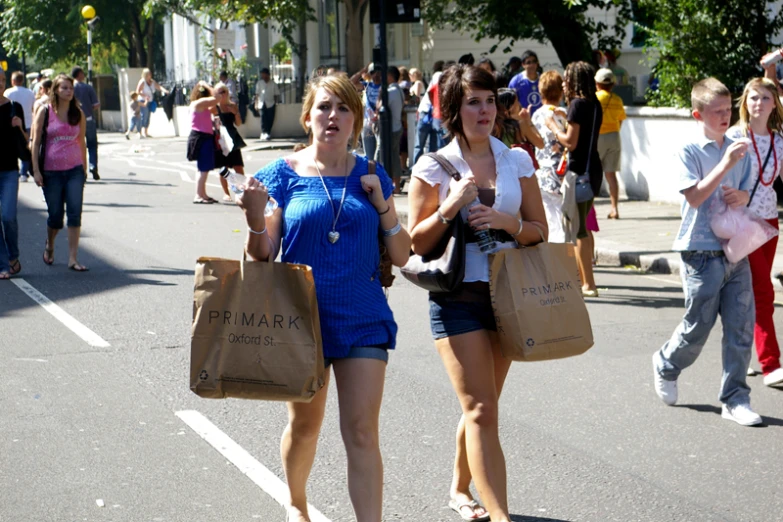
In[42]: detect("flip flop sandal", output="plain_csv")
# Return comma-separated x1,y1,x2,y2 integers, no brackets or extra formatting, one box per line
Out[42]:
0,272,10,280
43,243,54,265
193,198,215,204
448,499,490,521
9,259,21,275
68,264,90,272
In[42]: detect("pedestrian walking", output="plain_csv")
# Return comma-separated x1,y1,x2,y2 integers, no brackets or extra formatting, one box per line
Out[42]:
351,62,382,159
409,68,426,100
72,67,100,180
544,61,603,297
135,68,168,138
595,68,626,219
237,73,410,522
0,68,27,279
407,65,547,522
652,78,762,426
254,68,280,141
33,79,52,113
412,61,444,165
211,81,247,202
4,71,35,182
186,81,222,204
508,50,543,115
727,77,783,387
31,74,89,272
375,65,405,192
125,92,145,139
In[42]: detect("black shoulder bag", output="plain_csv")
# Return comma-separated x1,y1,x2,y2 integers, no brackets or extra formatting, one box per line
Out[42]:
400,153,466,293
9,102,32,163
38,105,50,172
747,134,775,206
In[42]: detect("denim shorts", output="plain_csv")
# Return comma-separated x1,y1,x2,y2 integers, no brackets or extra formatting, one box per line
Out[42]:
324,345,389,368
429,282,497,340
43,166,86,229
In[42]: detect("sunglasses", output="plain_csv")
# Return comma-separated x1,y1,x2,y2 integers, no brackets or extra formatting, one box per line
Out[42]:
524,60,538,66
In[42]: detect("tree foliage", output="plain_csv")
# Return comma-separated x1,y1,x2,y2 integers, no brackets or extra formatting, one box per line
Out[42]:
422,0,633,67
639,0,783,107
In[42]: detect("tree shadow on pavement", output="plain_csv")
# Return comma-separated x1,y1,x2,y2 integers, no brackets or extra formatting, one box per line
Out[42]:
511,514,571,522
675,404,783,427
585,292,682,309
84,202,152,209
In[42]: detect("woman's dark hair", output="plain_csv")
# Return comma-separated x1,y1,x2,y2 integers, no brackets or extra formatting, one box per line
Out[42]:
439,64,498,147
493,88,520,142
51,74,82,126
564,61,597,102
478,58,496,72
521,50,543,75
458,53,475,66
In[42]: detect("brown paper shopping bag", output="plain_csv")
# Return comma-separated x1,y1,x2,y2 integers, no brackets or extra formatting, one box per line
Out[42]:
489,244,594,361
190,257,325,402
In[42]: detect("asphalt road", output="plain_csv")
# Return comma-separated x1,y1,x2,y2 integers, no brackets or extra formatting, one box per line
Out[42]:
2,134,782,522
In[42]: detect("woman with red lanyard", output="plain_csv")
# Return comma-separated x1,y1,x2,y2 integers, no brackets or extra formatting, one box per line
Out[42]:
727,77,783,387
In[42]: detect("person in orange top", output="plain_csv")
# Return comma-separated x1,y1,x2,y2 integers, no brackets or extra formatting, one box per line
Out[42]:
595,68,626,219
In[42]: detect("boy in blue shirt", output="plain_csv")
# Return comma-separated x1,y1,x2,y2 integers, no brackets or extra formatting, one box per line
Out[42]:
652,78,762,426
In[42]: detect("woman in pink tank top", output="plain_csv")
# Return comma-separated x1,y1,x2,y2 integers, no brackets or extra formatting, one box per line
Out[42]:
31,74,89,272
186,81,225,204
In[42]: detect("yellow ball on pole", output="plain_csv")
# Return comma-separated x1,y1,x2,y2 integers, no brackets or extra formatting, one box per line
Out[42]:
81,5,96,20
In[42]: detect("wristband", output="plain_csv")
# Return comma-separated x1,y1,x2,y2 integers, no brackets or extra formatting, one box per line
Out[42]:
513,218,524,237
248,224,267,235
378,205,391,215
382,220,403,237
436,208,453,224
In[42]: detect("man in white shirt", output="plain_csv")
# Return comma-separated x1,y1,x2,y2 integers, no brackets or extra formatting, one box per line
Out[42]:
219,71,238,103
375,66,405,192
4,71,35,181
254,68,280,141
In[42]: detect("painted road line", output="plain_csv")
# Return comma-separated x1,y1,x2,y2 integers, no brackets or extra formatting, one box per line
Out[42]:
175,410,331,522
644,275,683,287
11,278,111,348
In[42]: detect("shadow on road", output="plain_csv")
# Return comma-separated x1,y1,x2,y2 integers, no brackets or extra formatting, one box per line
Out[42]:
676,404,783,427
511,515,573,522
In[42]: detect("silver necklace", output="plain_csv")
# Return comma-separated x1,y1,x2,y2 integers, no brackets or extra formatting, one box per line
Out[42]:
313,156,350,244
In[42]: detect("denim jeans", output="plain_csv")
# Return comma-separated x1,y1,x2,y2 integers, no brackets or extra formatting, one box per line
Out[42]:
20,128,31,178
140,104,151,129
413,117,438,165
362,126,377,160
260,104,276,135
42,166,86,229
0,170,20,272
129,115,142,133
654,251,755,406
375,128,403,179
85,118,98,171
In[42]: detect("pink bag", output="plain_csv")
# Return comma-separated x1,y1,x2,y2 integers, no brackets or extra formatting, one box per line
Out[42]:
710,198,778,263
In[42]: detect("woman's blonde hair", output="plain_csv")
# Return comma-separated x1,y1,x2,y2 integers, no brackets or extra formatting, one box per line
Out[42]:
300,74,363,149
142,68,152,79
190,81,212,102
213,81,228,94
736,77,783,136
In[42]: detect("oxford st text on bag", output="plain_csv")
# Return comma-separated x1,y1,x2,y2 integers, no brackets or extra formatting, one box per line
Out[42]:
489,239,594,361
190,257,325,402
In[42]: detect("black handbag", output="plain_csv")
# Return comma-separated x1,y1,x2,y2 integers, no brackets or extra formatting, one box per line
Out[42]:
9,102,31,163
38,105,50,172
400,153,466,293
574,103,599,204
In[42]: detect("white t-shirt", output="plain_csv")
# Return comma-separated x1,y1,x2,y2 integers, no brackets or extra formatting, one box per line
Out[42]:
417,71,442,114
412,136,535,282
4,86,35,130
726,126,783,219
255,79,280,110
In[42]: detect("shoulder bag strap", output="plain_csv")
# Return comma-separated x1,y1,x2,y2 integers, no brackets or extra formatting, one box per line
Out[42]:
424,152,463,181
369,159,375,175
585,103,599,174
748,133,776,206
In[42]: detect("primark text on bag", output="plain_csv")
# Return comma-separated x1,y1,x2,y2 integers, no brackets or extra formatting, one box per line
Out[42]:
190,257,325,402
489,242,594,361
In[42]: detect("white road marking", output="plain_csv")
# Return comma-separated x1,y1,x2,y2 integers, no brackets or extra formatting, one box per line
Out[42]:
11,278,111,348
644,275,683,287
123,158,224,187
176,410,331,522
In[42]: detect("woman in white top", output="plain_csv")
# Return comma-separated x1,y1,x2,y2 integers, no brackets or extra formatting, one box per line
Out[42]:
409,68,426,100
727,77,783,387
408,65,547,522
135,68,168,138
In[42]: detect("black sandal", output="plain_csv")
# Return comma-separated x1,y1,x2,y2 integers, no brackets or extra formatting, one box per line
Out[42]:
43,242,54,265
9,259,21,275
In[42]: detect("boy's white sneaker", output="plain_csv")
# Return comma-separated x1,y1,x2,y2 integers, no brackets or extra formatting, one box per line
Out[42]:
721,403,762,426
653,354,677,405
763,368,783,387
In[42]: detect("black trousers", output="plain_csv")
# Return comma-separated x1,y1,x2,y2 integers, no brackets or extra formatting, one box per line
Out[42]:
261,105,276,135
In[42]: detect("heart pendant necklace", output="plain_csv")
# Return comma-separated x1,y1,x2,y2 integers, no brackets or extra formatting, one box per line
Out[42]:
314,156,349,244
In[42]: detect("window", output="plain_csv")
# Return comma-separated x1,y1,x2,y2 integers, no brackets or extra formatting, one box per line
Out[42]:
319,0,341,66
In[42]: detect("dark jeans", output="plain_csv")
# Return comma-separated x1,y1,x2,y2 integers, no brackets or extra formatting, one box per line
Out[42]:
85,118,98,171
0,170,20,271
261,105,276,135
375,128,403,179
43,166,86,229
413,117,438,165
20,128,31,178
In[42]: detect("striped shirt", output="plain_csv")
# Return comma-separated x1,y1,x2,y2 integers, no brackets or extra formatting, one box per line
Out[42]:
254,155,397,358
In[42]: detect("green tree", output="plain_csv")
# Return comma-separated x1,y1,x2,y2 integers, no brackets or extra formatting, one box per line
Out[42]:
639,0,783,107
421,0,633,67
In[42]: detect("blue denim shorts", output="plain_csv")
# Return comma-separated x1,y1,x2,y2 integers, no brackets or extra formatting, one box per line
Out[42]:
324,345,389,368
429,282,497,340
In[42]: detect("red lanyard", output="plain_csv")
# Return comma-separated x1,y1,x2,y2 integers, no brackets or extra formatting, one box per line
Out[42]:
750,128,778,187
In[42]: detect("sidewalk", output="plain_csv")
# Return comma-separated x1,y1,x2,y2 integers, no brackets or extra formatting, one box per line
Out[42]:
394,196,783,282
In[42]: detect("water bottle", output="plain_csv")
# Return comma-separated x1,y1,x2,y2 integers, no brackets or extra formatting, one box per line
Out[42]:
467,198,499,254
221,169,278,216
761,48,783,68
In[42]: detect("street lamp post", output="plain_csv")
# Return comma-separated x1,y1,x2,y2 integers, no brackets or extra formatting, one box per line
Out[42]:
80,5,99,84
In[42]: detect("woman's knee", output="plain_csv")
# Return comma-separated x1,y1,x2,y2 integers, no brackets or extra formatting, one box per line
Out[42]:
288,414,323,442
340,417,379,451
464,399,500,429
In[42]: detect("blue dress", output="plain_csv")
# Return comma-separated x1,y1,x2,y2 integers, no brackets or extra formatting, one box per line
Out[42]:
254,154,397,359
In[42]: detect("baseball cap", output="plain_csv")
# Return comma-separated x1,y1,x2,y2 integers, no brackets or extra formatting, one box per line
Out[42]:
595,68,616,84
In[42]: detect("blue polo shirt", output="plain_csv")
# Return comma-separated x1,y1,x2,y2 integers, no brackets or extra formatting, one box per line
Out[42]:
672,134,753,251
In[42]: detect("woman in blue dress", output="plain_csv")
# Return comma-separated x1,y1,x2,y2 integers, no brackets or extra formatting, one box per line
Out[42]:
237,73,411,522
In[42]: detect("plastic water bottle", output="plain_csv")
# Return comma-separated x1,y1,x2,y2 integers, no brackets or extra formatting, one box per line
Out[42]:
761,48,783,68
467,198,499,254
221,169,278,217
